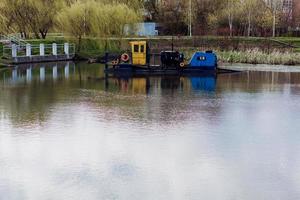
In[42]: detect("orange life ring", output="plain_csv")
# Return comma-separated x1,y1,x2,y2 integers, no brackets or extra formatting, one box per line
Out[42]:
112,59,119,65
180,62,185,67
121,53,130,62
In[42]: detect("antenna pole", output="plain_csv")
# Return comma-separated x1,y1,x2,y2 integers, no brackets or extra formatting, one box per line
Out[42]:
189,0,192,37
172,35,174,51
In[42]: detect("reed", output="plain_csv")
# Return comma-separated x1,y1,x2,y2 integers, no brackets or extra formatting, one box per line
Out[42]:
182,48,300,65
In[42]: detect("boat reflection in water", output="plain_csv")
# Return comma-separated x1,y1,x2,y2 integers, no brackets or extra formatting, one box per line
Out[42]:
105,74,216,94
190,76,216,91
0,62,216,95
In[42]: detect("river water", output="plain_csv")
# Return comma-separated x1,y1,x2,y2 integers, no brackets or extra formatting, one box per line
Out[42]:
1,62,300,200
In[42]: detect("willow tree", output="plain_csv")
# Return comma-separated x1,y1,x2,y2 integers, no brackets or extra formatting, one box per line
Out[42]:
57,0,141,52
30,0,64,38
101,0,143,10
0,6,16,34
91,3,141,36
56,1,94,52
0,0,62,38
0,0,29,37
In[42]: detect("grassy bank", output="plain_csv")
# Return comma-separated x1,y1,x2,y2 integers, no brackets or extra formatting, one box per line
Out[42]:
64,36,300,59
218,50,300,65
182,48,300,65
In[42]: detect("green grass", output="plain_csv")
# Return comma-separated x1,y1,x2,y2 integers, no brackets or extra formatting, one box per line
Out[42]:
73,38,125,58
275,37,300,45
0,43,3,57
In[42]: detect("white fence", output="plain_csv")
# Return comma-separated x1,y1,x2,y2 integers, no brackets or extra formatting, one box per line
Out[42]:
3,43,76,58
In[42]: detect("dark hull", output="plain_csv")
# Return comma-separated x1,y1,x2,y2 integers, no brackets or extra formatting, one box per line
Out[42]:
105,68,216,76
104,64,238,77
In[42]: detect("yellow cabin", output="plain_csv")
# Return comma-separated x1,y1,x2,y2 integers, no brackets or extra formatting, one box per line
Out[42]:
130,41,147,65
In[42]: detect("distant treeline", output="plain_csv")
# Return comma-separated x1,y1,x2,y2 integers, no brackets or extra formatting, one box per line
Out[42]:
145,0,300,37
0,0,299,41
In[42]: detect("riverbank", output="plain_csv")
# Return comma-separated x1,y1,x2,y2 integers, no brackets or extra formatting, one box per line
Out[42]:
219,63,300,72
1,36,300,66
182,48,300,65
74,36,300,65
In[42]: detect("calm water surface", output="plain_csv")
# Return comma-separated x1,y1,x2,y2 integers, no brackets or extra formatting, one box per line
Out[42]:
1,62,300,200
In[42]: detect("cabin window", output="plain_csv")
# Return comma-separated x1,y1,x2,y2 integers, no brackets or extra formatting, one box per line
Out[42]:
197,56,206,61
140,45,145,53
134,45,139,53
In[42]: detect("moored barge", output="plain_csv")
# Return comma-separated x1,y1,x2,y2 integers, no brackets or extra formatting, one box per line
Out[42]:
104,41,236,76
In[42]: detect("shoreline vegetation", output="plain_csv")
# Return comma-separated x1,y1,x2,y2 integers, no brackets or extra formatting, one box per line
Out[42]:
219,50,300,65
75,36,300,66
1,36,300,66
183,49,300,65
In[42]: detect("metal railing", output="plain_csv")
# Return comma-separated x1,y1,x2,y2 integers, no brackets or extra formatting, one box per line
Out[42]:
0,33,28,47
3,43,76,58
1,33,64,43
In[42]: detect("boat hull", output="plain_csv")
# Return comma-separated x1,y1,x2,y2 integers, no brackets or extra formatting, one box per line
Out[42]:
104,64,219,77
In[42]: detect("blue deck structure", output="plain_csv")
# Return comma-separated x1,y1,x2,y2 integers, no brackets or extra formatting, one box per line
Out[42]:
188,51,218,70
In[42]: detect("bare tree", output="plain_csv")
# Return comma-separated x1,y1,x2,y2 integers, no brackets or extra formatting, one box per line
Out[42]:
267,0,283,37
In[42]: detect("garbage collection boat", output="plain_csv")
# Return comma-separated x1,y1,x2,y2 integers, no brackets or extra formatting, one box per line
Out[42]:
104,41,232,76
